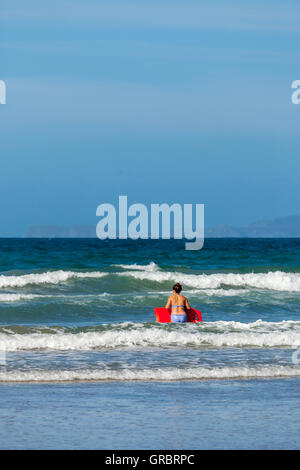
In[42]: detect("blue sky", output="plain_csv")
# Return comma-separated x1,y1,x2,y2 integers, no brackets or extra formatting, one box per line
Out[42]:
0,0,300,236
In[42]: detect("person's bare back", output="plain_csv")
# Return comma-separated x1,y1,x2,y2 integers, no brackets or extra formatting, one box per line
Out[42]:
165,283,191,322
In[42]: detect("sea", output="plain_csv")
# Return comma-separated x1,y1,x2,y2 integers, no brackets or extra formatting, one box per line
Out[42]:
0,238,299,449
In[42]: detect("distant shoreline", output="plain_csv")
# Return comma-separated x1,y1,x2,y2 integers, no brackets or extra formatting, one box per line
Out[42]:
19,215,300,238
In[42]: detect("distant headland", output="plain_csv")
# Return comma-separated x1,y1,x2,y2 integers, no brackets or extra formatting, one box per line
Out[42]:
23,215,300,238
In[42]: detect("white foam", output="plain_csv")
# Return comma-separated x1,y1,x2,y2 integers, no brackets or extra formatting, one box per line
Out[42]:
0,293,41,302
0,365,299,382
1,320,300,351
196,288,249,297
113,262,159,272
119,270,300,292
2,268,300,292
0,270,107,288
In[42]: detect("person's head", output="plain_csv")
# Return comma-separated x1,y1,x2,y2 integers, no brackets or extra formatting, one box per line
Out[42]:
172,282,182,294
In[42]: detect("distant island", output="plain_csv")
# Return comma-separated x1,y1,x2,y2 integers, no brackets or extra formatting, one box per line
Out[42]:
23,225,96,238
206,215,300,237
23,215,300,238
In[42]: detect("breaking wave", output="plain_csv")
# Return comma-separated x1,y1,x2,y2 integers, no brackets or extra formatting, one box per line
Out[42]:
1,267,300,292
0,270,107,288
119,269,300,292
1,320,300,351
0,365,299,383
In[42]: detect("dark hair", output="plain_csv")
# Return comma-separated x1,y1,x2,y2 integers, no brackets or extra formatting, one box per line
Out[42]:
173,282,182,294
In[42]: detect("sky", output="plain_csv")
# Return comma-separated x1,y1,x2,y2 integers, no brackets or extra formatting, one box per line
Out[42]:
0,0,300,236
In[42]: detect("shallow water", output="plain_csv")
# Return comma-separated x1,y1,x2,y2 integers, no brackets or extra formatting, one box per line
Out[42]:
1,379,299,449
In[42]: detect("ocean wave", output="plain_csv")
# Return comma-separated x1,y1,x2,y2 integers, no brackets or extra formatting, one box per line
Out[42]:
113,262,159,271
0,270,107,288
1,268,300,292
0,293,42,302
0,365,299,382
1,321,300,351
119,270,300,292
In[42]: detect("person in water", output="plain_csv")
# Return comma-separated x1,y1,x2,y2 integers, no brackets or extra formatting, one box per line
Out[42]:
165,282,191,323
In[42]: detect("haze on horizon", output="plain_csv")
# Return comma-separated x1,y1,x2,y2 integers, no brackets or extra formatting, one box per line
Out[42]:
1,0,300,236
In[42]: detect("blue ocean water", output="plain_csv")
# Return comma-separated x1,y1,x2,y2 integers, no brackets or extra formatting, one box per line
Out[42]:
0,238,300,449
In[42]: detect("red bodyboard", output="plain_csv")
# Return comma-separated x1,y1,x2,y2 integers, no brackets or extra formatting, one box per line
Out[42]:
154,307,202,323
